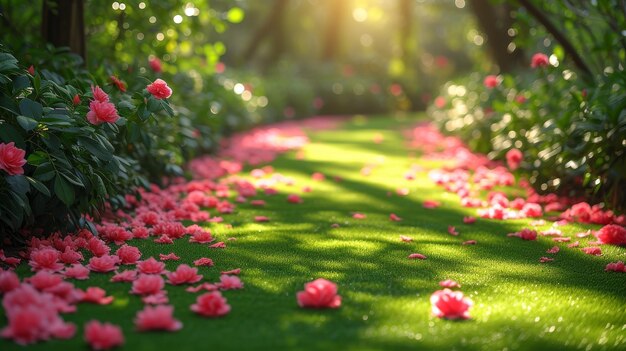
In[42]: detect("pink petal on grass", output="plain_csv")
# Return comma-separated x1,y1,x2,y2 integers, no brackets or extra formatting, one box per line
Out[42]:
389,213,402,222
462,240,477,245
581,247,602,256
448,226,459,236
254,216,270,222
209,242,226,249
352,213,366,219
221,268,241,275
553,237,571,243
539,257,554,263
408,253,427,260
154,235,174,244
463,216,476,224
546,246,560,254
193,258,214,267
331,223,340,228
605,261,626,273
159,253,180,261
439,279,461,288
567,241,580,248
250,200,266,207
423,200,441,209
400,235,413,242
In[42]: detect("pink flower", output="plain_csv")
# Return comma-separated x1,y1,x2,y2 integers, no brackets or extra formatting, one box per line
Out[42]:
430,288,473,319
219,275,243,290
87,255,119,273
28,65,35,75
159,253,180,261
87,238,110,257
408,253,427,260
109,75,126,92
29,247,63,272
167,264,203,285
64,264,90,280
91,85,109,102
439,279,461,289
296,278,341,309
311,172,325,181
389,213,402,222
142,291,169,305
137,257,166,274
193,257,214,267
508,228,537,241
423,200,440,209
135,305,182,332
146,79,172,99
287,194,303,204
539,257,554,263
26,270,62,290
581,247,602,256
149,57,162,73
0,270,20,293
254,216,270,222
82,287,114,305
594,224,626,245
154,234,174,244
462,240,477,245
0,142,27,175
115,245,141,265
87,100,119,125
531,53,550,68
73,94,81,105
605,261,626,272
84,321,124,350
59,247,83,264
483,75,499,88
506,149,523,170
191,291,231,317
189,229,213,244
131,274,165,295
110,270,138,283
521,203,542,218
209,241,226,249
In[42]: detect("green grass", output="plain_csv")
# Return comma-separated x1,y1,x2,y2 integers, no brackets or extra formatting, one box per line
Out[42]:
2,114,625,351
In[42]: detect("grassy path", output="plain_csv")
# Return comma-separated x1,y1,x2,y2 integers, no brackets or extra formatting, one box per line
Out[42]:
2,115,625,351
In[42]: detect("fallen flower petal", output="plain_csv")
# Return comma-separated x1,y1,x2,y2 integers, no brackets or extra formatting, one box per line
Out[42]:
193,258,214,267
581,247,602,256
439,279,461,289
84,320,124,350
221,268,241,275
209,242,226,249
400,235,413,242
430,288,472,319
135,305,182,332
539,257,554,263
296,278,341,309
191,291,231,317
546,246,560,254
408,253,427,260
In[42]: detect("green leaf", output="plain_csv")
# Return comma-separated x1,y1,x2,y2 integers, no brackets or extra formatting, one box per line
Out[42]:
27,151,47,166
33,163,55,182
0,124,25,148
78,136,112,161
147,97,161,113
60,171,85,187
16,115,38,131
5,175,30,196
19,98,43,120
226,7,245,23
54,176,74,206
26,176,51,197
12,75,30,92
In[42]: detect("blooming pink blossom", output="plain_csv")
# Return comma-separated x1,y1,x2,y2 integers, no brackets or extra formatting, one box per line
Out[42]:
91,86,109,103
311,172,325,181
296,278,341,309
135,305,182,332
506,149,523,170
594,224,626,245
87,100,119,125
82,287,114,305
287,194,303,204
142,291,169,305
154,235,174,244
0,270,20,293
59,247,83,265
64,264,90,280
189,228,213,244
87,238,110,257
191,291,231,317
84,321,124,350
167,264,203,285
131,274,165,295
430,288,473,319
193,257,214,267
26,270,62,291
137,257,166,274
87,255,119,273
219,275,243,290
521,203,542,218
531,53,550,68
29,247,63,272
508,228,537,241
0,142,27,175
408,253,427,260
483,75,499,88
146,79,172,99
250,199,266,206
115,244,141,265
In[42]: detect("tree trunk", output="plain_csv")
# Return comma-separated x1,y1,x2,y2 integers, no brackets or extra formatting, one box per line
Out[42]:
41,0,86,60
243,0,289,62
468,0,523,73
322,0,346,60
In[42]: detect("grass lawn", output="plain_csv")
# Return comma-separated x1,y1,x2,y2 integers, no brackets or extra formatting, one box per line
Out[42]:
2,114,625,351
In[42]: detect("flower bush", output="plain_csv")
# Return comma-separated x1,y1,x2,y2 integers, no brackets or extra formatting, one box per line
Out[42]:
0,46,174,240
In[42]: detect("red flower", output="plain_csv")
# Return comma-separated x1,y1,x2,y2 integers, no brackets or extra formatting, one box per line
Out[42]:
594,224,626,245
87,255,119,273
0,142,27,175
131,274,164,295
193,257,214,267
82,287,114,305
146,79,172,99
581,247,602,256
219,275,243,290
166,264,203,285
605,261,626,272
28,248,63,272
109,75,127,92
430,288,473,320
72,94,81,106
531,53,550,68
0,270,20,293
296,278,341,309
84,321,124,350
506,148,523,170
91,85,109,103
483,75,499,89
191,291,231,317
27,65,35,75
115,245,141,265
86,100,119,125
149,57,162,73
137,257,165,274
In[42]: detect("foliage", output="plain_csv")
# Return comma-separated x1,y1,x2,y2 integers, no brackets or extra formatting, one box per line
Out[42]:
0,46,175,240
